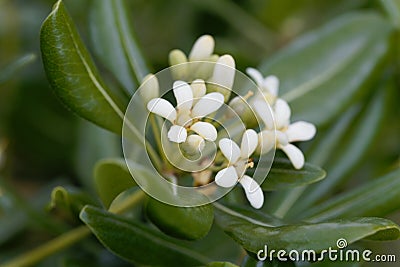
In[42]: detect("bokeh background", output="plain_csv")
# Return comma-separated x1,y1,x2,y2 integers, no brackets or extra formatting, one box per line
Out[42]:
0,0,399,266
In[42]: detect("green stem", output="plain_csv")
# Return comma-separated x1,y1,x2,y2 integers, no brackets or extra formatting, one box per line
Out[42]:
1,226,91,267
1,190,146,267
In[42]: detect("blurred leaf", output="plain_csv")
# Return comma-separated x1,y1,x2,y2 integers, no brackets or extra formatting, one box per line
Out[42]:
94,158,136,209
74,121,121,192
90,0,150,94
0,54,36,84
40,0,126,134
146,197,214,240
207,262,239,267
80,205,209,266
214,204,400,255
250,158,326,191
48,185,98,220
260,12,392,126
380,0,400,29
304,168,400,222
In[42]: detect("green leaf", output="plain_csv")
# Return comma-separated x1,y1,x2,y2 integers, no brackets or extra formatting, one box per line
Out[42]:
250,158,326,191
94,158,136,209
146,197,214,240
259,12,392,126
380,0,400,29
90,0,150,94
80,205,209,266
0,54,36,84
48,185,98,219
40,0,126,134
214,204,400,255
207,262,239,267
304,168,400,222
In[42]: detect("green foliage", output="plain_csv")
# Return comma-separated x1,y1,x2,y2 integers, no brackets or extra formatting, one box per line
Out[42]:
146,197,214,240
80,205,209,266
214,204,400,254
90,0,150,94
40,0,126,134
1,0,400,266
253,158,326,191
94,158,136,209
260,12,393,126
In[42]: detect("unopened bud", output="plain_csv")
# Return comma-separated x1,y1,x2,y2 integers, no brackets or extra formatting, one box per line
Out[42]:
140,74,160,104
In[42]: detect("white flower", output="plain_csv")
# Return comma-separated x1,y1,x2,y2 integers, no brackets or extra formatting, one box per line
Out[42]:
246,67,279,105
253,99,316,169
169,35,236,98
215,129,264,209
147,80,224,145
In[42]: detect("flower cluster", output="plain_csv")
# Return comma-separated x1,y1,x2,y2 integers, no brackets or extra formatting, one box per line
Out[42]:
142,35,316,209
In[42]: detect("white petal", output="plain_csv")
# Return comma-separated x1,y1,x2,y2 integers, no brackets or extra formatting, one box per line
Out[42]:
240,129,258,158
173,80,193,111
258,131,275,154
167,125,187,143
279,144,305,169
147,98,176,123
274,99,291,129
210,55,236,90
252,100,274,129
263,75,279,96
191,79,206,100
286,121,316,142
189,35,215,61
215,166,238,188
239,175,264,209
191,92,224,118
190,121,217,141
246,67,263,87
219,138,241,163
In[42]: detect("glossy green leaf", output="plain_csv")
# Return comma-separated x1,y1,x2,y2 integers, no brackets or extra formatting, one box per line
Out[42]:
94,158,136,209
214,204,400,255
0,54,36,84
250,158,326,191
48,185,98,219
208,262,239,267
259,12,392,126
40,0,126,134
304,168,400,222
90,0,150,94
380,0,400,29
146,197,214,240
80,205,209,266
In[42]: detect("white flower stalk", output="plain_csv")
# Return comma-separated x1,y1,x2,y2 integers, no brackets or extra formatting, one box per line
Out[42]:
215,130,264,209
246,67,279,105
253,99,316,169
147,80,224,146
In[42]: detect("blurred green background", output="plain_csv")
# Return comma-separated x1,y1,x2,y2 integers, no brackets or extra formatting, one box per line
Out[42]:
0,0,399,266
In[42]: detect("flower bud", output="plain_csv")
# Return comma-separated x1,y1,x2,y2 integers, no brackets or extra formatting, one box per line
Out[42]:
140,74,159,104
169,49,188,80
